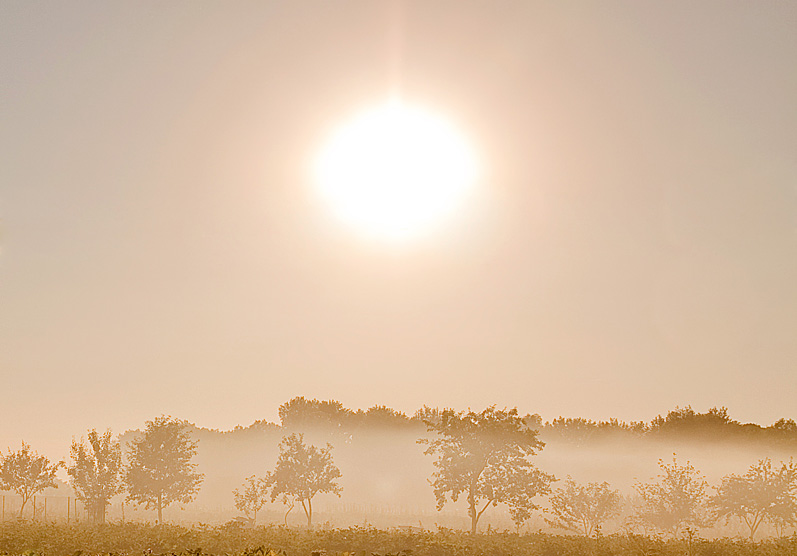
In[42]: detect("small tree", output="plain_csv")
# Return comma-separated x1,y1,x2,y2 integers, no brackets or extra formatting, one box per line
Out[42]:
233,475,269,524
419,406,554,534
67,429,123,523
265,433,342,528
124,416,203,523
0,442,62,518
632,455,711,536
545,477,622,536
713,459,797,540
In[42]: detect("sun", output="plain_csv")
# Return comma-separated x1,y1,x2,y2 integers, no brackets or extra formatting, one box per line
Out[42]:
314,100,479,240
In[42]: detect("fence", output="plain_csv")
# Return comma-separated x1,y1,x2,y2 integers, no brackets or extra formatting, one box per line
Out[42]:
0,495,104,523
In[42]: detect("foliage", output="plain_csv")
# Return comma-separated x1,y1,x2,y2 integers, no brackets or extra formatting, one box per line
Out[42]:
0,442,62,517
67,428,123,523
632,455,712,535
543,417,647,445
713,458,797,540
265,433,342,528
279,398,353,431
419,406,554,533
234,475,270,523
278,398,420,435
649,406,737,438
124,416,204,523
542,405,797,447
545,476,621,535
3,522,797,556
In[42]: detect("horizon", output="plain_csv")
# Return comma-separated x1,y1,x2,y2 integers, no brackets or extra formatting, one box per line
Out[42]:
5,398,795,463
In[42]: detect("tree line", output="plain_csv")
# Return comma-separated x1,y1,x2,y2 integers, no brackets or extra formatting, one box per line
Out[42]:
275,398,797,447
2,403,797,540
0,417,201,524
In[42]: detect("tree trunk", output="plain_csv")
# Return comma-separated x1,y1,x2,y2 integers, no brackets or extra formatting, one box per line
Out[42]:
18,496,28,519
301,499,311,528
303,498,313,528
157,493,163,524
284,500,294,526
469,480,478,534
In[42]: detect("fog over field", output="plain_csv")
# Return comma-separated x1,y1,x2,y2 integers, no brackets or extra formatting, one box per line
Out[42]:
1,1,796,552
8,400,788,540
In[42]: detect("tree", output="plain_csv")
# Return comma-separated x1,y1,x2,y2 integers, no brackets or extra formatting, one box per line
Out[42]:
0,442,62,518
632,455,712,536
67,429,123,523
124,416,203,523
265,433,342,528
419,406,554,534
233,475,269,524
713,459,797,540
545,477,622,536
278,397,353,432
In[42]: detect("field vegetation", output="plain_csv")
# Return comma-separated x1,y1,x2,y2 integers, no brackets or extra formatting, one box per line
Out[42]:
3,521,797,556
3,400,797,551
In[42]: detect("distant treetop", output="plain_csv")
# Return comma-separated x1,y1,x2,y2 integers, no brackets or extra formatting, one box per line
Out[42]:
542,405,797,446
278,397,419,433
121,401,797,448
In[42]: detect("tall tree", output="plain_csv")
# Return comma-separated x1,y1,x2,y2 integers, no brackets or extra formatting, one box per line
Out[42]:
265,433,342,528
124,416,203,523
233,475,269,524
0,442,62,518
419,406,554,534
713,459,797,540
633,455,712,536
545,477,622,536
67,429,123,523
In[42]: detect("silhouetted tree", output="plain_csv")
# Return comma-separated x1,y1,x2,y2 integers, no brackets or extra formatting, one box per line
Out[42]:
632,455,712,536
544,417,647,445
67,429,122,523
278,398,353,432
353,405,415,429
419,406,554,534
713,459,797,540
545,477,622,536
233,475,269,524
649,406,739,441
265,433,342,528
0,442,62,518
124,416,203,523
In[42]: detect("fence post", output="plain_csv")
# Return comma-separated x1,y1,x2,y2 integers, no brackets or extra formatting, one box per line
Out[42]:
67,496,70,524
33,496,36,521
44,497,47,521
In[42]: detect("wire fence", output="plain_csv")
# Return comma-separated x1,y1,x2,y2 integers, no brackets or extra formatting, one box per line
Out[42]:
0,496,142,523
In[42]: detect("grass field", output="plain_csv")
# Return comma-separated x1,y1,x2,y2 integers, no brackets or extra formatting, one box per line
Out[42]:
2,521,797,556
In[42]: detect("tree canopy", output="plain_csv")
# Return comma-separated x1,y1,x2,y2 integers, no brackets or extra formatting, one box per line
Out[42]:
545,477,622,536
633,455,712,536
265,433,342,528
0,442,62,518
124,416,203,523
713,459,797,540
67,429,122,523
233,475,269,524
420,406,554,533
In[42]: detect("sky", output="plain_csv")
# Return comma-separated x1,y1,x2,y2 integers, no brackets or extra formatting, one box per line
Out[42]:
1,1,796,459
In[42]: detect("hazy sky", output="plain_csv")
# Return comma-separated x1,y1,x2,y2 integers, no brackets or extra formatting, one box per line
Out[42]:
1,1,796,458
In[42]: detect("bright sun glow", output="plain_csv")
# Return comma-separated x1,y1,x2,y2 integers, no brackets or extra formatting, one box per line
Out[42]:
315,101,479,240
